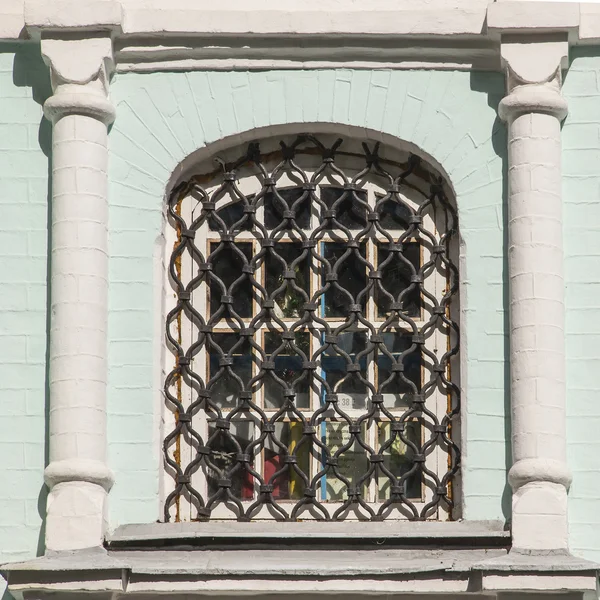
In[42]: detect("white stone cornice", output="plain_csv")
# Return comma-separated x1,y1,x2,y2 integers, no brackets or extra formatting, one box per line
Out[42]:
487,2,580,41
5,0,600,64
24,0,122,38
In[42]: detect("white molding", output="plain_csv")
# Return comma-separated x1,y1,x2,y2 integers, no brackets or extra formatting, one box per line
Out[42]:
41,37,114,92
120,4,487,37
2,545,598,597
114,39,499,72
116,59,495,72
108,519,510,543
487,1,580,40
499,39,571,553
40,34,117,553
2,0,600,71
24,0,122,37
0,0,24,40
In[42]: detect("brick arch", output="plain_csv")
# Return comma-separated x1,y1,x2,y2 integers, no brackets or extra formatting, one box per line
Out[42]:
106,69,507,527
165,123,458,209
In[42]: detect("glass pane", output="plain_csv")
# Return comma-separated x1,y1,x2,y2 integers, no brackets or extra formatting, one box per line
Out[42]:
265,187,311,229
207,420,254,500
208,200,252,232
321,186,367,228
208,333,253,409
376,332,421,408
322,331,368,410
322,421,369,502
322,242,367,318
376,198,413,230
375,242,421,318
209,242,253,318
263,421,311,500
378,421,421,500
263,331,310,409
264,243,310,319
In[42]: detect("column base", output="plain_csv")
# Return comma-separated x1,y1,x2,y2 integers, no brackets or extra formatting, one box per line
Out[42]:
511,480,569,551
44,459,114,552
45,480,109,552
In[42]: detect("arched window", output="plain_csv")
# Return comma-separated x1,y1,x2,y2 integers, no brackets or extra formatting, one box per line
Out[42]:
163,133,460,521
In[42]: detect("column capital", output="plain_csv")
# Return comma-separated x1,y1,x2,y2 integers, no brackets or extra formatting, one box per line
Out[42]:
25,0,122,39
499,38,569,123
41,36,116,125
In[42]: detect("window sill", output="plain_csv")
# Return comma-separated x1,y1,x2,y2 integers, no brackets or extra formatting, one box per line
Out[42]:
107,519,510,550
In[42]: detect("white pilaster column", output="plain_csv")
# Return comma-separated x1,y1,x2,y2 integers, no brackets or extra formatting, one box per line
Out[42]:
499,40,572,551
40,37,115,552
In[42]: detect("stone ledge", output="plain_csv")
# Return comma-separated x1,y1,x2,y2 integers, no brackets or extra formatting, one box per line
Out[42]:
24,0,122,37
108,519,510,548
2,545,598,597
473,549,600,572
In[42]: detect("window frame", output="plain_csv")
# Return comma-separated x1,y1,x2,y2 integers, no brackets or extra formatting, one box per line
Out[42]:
162,137,460,523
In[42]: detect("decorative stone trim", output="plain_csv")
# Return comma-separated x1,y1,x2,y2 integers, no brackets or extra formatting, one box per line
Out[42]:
44,459,115,491
40,34,116,553
25,0,122,37
2,544,598,598
43,91,116,124
499,39,571,552
498,84,568,122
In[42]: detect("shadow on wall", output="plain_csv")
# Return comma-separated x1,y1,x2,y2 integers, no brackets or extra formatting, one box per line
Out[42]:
8,42,52,560
469,71,511,524
1,588,13,600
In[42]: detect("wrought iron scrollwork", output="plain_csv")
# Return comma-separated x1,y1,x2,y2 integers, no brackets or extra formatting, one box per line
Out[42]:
164,135,460,522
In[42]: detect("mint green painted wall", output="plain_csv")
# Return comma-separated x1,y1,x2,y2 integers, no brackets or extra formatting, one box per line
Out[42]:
563,48,600,563
0,44,50,566
107,69,508,527
0,40,597,574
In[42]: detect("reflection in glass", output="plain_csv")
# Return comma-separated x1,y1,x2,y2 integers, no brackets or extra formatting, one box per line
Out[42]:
265,187,311,229
322,331,368,410
376,332,421,408
322,242,367,318
378,421,421,499
376,197,413,230
208,200,252,232
264,244,310,319
321,186,367,228
208,333,252,408
207,420,254,499
209,242,253,318
322,421,368,501
375,242,421,318
264,332,310,409
263,421,311,500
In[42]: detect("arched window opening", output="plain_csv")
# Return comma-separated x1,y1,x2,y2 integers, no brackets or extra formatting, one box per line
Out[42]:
163,134,460,521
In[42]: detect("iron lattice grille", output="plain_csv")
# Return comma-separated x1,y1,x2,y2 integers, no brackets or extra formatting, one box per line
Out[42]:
164,135,460,522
